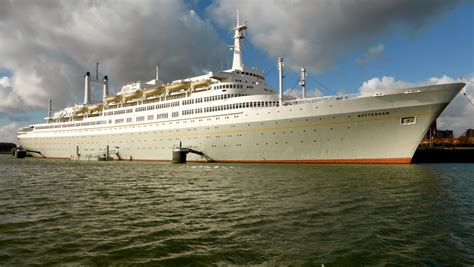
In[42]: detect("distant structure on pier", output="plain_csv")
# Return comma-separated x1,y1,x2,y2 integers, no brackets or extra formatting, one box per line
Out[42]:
420,121,474,147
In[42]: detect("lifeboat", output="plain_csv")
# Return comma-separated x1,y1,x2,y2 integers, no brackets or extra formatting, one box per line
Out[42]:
88,104,103,112
166,82,191,93
143,86,165,98
123,90,143,101
74,106,88,114
104,95,123,103
191,79,211,89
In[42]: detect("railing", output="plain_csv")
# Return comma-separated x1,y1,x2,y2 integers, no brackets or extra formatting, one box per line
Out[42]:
284,93,361,106
18,127,33,133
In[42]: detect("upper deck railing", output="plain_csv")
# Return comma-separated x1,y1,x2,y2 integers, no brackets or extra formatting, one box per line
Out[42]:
283,93,361,106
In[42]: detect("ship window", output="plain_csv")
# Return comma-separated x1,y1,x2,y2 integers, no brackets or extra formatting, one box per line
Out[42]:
136,116,145,122
401,117,416,125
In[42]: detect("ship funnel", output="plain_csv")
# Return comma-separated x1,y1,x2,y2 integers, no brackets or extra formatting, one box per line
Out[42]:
103,75,109,102
84,72,91,105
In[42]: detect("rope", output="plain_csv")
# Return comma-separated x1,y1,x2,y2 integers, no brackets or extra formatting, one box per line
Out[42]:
284,65,335,96
462,91,473,105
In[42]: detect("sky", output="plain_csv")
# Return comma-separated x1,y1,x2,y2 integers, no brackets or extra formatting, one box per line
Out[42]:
0,0,473,143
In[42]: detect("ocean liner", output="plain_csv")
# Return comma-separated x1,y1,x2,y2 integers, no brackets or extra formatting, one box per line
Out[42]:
18,15,465,163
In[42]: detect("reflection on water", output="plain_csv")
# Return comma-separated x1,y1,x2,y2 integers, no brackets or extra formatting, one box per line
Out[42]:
0,155,473,265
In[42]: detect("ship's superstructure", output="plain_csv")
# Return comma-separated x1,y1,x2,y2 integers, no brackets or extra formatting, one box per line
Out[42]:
17,15,465,163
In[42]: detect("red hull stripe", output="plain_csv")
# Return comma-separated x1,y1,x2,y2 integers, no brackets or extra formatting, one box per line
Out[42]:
203,158,412,164
37,157,412,164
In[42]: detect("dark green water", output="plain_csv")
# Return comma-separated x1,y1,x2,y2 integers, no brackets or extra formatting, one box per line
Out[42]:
0,155,473,266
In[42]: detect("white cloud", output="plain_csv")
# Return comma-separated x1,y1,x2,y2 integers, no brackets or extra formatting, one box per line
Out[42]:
0,0,226,113
359,76,412,95
0,76,11,88
0,122,20,144
356,44,385,66
0,76,22,112
208,0,460,73
358,75,474,136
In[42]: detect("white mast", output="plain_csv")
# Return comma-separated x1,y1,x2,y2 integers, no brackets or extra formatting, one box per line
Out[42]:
231,10,247,70
300,67,306,99
278,57,284,106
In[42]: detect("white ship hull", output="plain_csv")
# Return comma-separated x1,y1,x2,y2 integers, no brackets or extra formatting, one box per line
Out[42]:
18,83,464,164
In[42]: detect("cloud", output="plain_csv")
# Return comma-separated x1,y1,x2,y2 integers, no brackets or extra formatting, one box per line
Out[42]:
0,0,226,113
0,122,20,144
0,76,11,88
0,76,23,112
208,0,461,73
359,76,412,95
358,75,474,136
356,44,385,66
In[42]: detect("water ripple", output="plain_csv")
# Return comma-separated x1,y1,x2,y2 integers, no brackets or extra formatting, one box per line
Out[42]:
0,155,473,265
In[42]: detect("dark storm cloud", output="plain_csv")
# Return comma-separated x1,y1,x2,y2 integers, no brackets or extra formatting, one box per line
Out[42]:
0,0,226,112
208,0,461,73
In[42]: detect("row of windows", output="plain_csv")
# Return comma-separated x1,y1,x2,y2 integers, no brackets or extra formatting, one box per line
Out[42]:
114,113,170,124
104,108,133,116
183,98,203,105
202,101,278,113
182,94,247,106
235,70,264,80
357,112,390,117
213,84,244,90
35,120,107,130
157,113,168,119
37,101,278,129
204,94,246,102
103,94,248,118
183,108,203,115
181,101,278,116
136,101,180,112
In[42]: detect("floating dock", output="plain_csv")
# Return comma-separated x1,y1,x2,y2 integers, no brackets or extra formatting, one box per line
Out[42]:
412,148,474,163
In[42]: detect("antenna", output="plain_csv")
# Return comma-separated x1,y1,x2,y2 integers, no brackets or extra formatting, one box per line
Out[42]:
48,99,52,117
237,9,240,26
156,65,159,81
96,62,99,80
